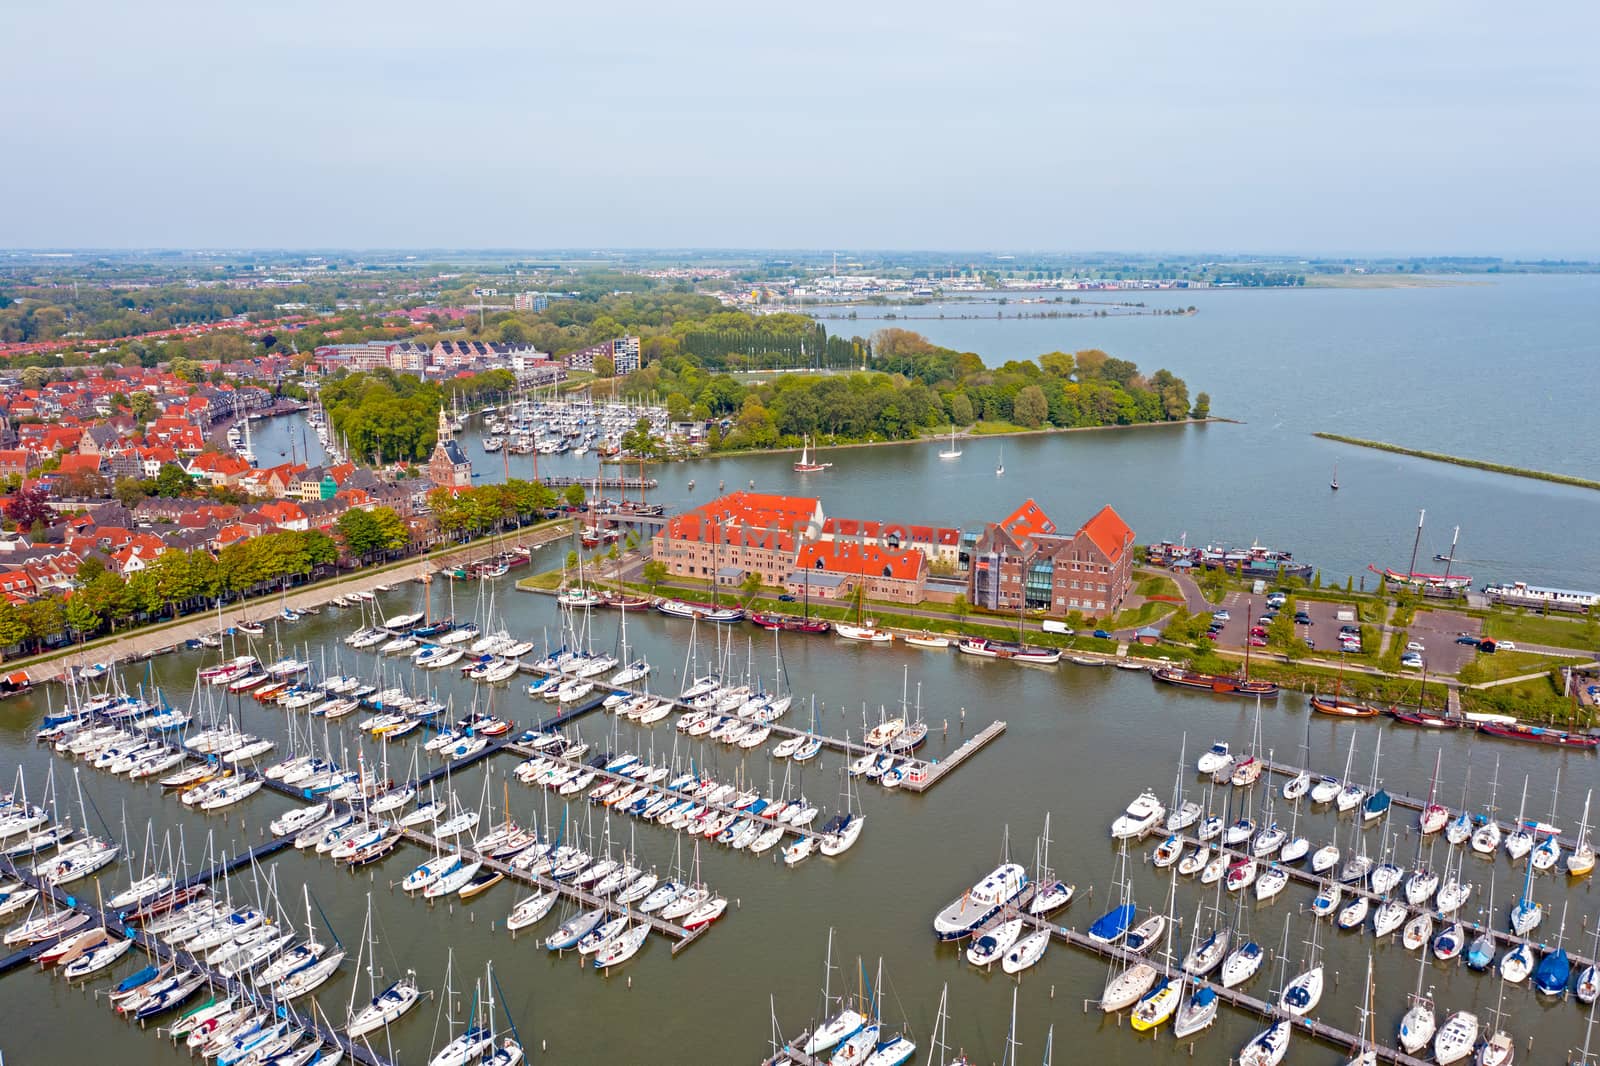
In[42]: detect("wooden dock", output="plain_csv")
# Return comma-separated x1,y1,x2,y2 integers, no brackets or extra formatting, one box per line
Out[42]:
901,720,1007,793
0,855,394,1066
500,738,828,843
393,824,709,956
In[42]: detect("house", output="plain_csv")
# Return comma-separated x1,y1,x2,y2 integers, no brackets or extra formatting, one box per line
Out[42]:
427,439,472,489
187,451,252,488
651,492,822,588
968,499,1136,618
56,453,105,479
257,500,310,532
0,450,37,477
790,540,929,605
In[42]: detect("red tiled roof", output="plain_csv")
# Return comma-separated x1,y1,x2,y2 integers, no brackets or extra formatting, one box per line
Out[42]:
662,492,818,546
999,498,1055,541
1076,504,1134,563
796,540,925,582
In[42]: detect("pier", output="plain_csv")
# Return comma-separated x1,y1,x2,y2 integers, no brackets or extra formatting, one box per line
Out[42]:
500,737,829,843
0,855,394,1066
539,475,658,490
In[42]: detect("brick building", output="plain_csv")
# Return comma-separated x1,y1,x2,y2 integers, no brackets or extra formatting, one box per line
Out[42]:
788,540,929,605
651,492,821,588
968,499,1135,617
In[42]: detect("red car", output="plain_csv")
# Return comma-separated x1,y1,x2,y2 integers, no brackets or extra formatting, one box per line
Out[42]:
1248,636,1268,648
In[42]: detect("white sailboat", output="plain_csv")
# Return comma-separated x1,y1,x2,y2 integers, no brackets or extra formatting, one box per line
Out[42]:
937,423,962,460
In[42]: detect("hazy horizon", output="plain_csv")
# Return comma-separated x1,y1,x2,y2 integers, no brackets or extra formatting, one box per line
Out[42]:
5,0,1596,257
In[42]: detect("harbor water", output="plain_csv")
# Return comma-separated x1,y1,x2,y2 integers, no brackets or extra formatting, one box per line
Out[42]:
2,566,1598,1063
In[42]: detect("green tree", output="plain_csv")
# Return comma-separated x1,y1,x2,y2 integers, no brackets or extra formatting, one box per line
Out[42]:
946,392,973,426
739,571,762,603
75,555,106,585
593,353,615,378
1013,385,1048,428
642,559,668,592
127,391,157,422
19,596,64,646
65,594,101,642
0,598,27,649
337,508,385,561
154,463,193,498
1267,598,1299,658
563,484,586,509
1191,392,1211,419
113,477,150,510
665,392,691,422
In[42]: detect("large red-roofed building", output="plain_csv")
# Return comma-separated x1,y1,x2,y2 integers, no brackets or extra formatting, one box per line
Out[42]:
969,498,1135,617
651,491,822,588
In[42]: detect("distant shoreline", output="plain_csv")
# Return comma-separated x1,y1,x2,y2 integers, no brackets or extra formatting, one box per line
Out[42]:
1315,432,1600,491
679,417,1232,463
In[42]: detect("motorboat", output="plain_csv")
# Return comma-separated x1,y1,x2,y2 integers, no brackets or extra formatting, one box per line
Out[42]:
1110,791,1165,839
932,862,1029,941
1433,1011,1479,1065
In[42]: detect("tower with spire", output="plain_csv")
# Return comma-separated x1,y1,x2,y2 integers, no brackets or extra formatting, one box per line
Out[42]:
437,403,454,440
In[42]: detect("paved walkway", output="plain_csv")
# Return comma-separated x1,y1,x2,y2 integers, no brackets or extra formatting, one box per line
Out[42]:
33,560,438,682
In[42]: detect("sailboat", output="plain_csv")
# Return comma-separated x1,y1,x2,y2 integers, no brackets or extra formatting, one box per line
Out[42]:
1343,954,1378,1066
1568,789,1596,878
1398,941,1437,1054
937,423,962,460
1330,463,1339,491
995,446,1004,477
793,434,831,473
801,930,864,1055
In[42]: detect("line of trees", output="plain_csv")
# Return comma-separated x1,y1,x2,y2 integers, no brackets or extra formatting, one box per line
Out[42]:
425,478,576,539
0,507,419,653
621,330,1208,451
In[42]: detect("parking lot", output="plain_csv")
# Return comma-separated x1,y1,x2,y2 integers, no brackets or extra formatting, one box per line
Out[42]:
1204,590,1271,650
1294,598,1368,657
1408,608,1483,675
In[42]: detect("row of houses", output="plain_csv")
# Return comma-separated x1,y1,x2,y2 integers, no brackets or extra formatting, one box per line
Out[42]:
311,335,640,381
649,491,1136,615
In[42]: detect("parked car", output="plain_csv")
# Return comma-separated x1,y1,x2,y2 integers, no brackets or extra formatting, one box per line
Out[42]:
777,594,796,602
1455,634,1481,646
1249,636,1268,648
1294,612,1313,625
1250,626,1268,638
1405,640,1425,652
1304,638,1316,649
1400,654,1424,670
1213,610,1231,622
1093,629,1111,640
1498,641,1517,651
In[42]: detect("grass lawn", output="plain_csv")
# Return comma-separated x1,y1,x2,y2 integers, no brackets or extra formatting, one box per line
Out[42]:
1461,674,1586,724
1104,599,1178,631
1482,612,1600,651
1464,649,1583,683
1136,574,1181,599
970,420,1034,435
516,570,565,591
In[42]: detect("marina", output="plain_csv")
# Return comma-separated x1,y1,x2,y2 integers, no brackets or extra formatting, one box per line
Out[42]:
1,549,1597,1064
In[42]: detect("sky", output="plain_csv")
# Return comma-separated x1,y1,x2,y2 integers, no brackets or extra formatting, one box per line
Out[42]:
3,0,1597,256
